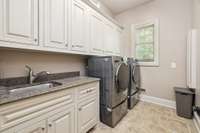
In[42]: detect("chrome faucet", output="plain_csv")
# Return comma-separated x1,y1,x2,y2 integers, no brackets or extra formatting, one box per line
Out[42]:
25,65,50,84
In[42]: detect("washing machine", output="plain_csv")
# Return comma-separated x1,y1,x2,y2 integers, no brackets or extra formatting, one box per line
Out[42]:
88,56,129,127
127,58,141,109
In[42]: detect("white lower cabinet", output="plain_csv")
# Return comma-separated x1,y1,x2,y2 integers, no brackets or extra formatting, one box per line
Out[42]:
15,120,46,133
0,81,99,133
1,129,14,133
78,98,98,133
48,107,75,133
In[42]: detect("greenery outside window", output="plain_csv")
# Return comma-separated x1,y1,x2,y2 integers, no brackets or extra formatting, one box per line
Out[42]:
132,19,159,66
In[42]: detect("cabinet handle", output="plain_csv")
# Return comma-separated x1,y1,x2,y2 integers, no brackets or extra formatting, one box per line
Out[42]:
34,38,38,42
35,127,45,132
93,48,102,52
65,43,68,47
79,107,82,111
72,45,84,48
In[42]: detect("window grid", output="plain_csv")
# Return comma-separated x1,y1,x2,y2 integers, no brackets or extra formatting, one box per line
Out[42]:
135,24,155,62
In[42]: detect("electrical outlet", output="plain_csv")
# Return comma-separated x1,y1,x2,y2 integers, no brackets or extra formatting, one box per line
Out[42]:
171,62,177,69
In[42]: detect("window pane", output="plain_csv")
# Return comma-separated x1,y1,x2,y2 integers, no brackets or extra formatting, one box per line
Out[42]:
136,43,154,61
136,25,154,44
135,24,155,62
145,26,154,35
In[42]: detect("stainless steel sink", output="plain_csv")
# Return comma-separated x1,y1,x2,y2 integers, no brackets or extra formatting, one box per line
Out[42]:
9,81,62,93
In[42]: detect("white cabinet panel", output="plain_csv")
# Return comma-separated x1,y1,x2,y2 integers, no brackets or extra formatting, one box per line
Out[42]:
187,30,197,89
114,28,122,55
48,107,75,133
71,0,88,52
89,11,104,54
104,22,115,54
1,0,38,45
1,128,14,133
15,120,46,133
43,0,69,49
78,98,98,133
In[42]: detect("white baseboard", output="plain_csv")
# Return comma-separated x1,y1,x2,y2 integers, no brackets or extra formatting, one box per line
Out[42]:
139,94,176,109
194,111,200,133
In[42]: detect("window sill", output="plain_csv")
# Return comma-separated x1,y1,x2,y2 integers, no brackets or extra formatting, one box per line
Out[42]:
138,62,160,67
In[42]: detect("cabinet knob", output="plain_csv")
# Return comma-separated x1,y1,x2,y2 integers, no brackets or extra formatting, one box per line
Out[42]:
34,38,38,42
49,124,52,127
41,127,45,131
65,43,68,47
79,107,82,111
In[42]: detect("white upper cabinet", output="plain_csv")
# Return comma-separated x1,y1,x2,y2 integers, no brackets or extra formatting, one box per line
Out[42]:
114,28,122,55
0,0,123,56
89,10,104,54
0,0,38,45
71,0,89,52
104,22,115,55
42,0,69,49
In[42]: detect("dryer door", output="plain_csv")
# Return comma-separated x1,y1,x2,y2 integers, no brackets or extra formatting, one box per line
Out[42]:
132,63,141,89
115,62,129,92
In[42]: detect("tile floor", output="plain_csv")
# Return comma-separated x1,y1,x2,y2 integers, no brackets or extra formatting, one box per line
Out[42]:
89,102,197,133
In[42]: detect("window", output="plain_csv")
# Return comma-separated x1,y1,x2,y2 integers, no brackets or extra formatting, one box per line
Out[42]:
132,19,159,66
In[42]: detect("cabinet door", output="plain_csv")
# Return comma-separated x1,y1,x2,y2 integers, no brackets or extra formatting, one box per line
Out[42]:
71,0,88,52
15,120,46,133
78,98,98,133
89,11,104,54
104,22,115,55
48,107,75,133
1,128,14,133
1,0,38,45
114,28,122,55
43,0,69,49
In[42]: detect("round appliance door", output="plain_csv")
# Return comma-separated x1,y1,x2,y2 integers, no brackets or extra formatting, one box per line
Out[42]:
115,63,129,92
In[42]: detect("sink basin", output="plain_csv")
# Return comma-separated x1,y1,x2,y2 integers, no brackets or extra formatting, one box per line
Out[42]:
9,81,62,94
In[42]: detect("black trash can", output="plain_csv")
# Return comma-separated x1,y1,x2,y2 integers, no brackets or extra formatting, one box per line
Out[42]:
174,87,195,119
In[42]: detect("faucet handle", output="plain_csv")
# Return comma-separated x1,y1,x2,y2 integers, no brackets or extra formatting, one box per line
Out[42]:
25,65,32,71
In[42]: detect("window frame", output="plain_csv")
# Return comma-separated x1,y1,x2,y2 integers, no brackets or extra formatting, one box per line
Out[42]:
131,19,160,67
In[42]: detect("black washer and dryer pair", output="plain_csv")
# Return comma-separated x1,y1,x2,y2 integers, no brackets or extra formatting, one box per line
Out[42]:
127,58,141,109
88,56,129,128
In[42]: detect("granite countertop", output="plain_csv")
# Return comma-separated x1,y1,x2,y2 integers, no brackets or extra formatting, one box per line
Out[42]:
0,76,99,105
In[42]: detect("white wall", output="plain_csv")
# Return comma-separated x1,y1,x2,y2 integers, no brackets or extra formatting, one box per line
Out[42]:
115,0,192,101
0,50,87,78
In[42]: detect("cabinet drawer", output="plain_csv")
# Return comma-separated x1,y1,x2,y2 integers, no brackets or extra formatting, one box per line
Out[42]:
14,120,46,133
0,89,75,131
77,83,98,100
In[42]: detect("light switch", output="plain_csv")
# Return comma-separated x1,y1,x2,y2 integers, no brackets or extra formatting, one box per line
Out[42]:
171,62,177,69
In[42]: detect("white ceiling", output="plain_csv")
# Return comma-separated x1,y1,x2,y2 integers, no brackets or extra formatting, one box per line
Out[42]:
100,0,153,15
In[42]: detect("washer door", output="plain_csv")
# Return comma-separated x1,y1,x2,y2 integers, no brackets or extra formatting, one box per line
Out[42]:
115,63,129,92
